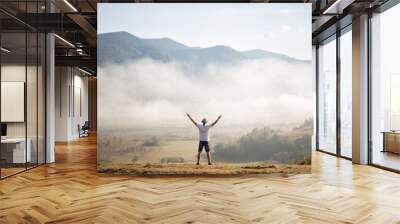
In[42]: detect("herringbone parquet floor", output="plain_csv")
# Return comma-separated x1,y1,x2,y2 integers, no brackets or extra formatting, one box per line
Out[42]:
1,135,400,224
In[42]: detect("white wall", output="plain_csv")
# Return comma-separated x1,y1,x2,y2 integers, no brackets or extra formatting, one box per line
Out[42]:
55,67,70,141
70,73,89,138
1,63,47,163
55,67,89,141
1,65,26,139
1,65,38,137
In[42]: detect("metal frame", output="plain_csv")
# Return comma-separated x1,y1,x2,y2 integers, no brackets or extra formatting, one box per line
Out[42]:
335,30,352,158
314,47,321,153
0,26,2,179
336,28,341,157
367,11,373,166
316,0,400,172
367,0,400,172
0,0,48,180
315,22,353,162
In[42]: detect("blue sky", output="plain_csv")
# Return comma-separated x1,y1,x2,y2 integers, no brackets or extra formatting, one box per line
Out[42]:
98,3,311,60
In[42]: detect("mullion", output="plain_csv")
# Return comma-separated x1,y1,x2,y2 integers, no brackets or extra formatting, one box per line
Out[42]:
316,45,320,151
36,0,39,168
336,30,341,157
0,28,2,179
25,0,28,171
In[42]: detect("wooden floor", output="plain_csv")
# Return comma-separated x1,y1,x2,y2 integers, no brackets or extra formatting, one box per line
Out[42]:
1,135,400,223
0,167,26,178
372,150,400,171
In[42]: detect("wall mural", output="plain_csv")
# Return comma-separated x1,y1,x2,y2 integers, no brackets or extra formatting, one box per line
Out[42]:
97,3,313,175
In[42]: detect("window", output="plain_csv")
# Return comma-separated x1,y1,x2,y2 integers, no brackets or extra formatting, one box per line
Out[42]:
339,29,352,158
371,3,400,171
0,2,46,179
318,36,337,154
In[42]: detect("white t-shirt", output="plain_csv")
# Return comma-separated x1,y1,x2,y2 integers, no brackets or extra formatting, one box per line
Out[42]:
196,124,212,141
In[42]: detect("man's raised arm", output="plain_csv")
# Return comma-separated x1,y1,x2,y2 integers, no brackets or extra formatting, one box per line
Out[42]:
186,113,198,126
211,115,222,126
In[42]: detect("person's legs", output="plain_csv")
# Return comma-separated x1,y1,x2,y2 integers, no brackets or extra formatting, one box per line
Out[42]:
196,152,201,165
206,152,212,165
197,141,203,165
205,142,212,165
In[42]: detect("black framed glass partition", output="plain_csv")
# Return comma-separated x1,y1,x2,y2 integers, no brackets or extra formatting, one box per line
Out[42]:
317,35,337,155
0,1,46,179
0,31,28,177
316,25,353,159
370,3,400,171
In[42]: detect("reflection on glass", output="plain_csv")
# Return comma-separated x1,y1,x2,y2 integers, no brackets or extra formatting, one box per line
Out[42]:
38,33,46,165
340,30,352,158
318,37,337,154
0,1,47,179
1,32,27,177
390,75,400,130
371,4,400,171
27,31,38,169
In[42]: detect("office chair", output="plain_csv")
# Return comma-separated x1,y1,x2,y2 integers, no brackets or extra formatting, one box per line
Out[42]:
79,121,90,138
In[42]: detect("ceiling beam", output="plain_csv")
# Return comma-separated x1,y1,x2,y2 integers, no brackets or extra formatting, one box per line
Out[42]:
323,0,356,14
55,55,96,72
67,13,97,46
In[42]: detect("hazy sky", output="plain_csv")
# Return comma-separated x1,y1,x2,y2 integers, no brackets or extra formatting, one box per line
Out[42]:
98,3,311,60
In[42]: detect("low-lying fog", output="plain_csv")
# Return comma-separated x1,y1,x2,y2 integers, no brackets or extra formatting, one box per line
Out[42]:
98,58,313,131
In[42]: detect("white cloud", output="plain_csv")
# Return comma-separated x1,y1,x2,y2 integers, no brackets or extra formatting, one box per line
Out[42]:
298,27,306,33
98,58,313,130
264,31,276,40
282,9,292,15
281,25,292,32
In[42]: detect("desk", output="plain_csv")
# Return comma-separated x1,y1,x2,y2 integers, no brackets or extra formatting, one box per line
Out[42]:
1,138,31,163
382,131,400,154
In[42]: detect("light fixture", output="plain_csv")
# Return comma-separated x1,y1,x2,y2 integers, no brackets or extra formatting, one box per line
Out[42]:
63,0,78,12
76,48,87,56
1,47,11,53
78,67,93,76
54,34,75,48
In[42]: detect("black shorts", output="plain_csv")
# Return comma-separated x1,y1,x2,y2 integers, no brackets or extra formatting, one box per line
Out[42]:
198,141,210,152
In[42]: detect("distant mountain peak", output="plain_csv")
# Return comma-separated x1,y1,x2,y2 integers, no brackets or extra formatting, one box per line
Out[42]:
244,49,266,53
209,45,232,49
241,49,307,63
98,32,309,66
100,31,139,38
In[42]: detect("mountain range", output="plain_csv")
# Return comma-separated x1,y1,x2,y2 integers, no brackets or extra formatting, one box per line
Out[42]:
98,31,309,66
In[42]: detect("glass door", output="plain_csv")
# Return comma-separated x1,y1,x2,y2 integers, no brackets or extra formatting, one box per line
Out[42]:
0,1,47,179
339,28,352,158
370,4,400,171
1,31,28,178
317,36,337,154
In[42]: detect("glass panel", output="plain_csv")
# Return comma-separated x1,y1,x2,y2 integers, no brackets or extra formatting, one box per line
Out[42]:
0,1,46,178
38,33,45,165
371,5,400,171
26,0,39,169
1,31,27,177
390,75,400,130
318,37,337,154
312,45,317,151
340,29,352,158
27,31,38,169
